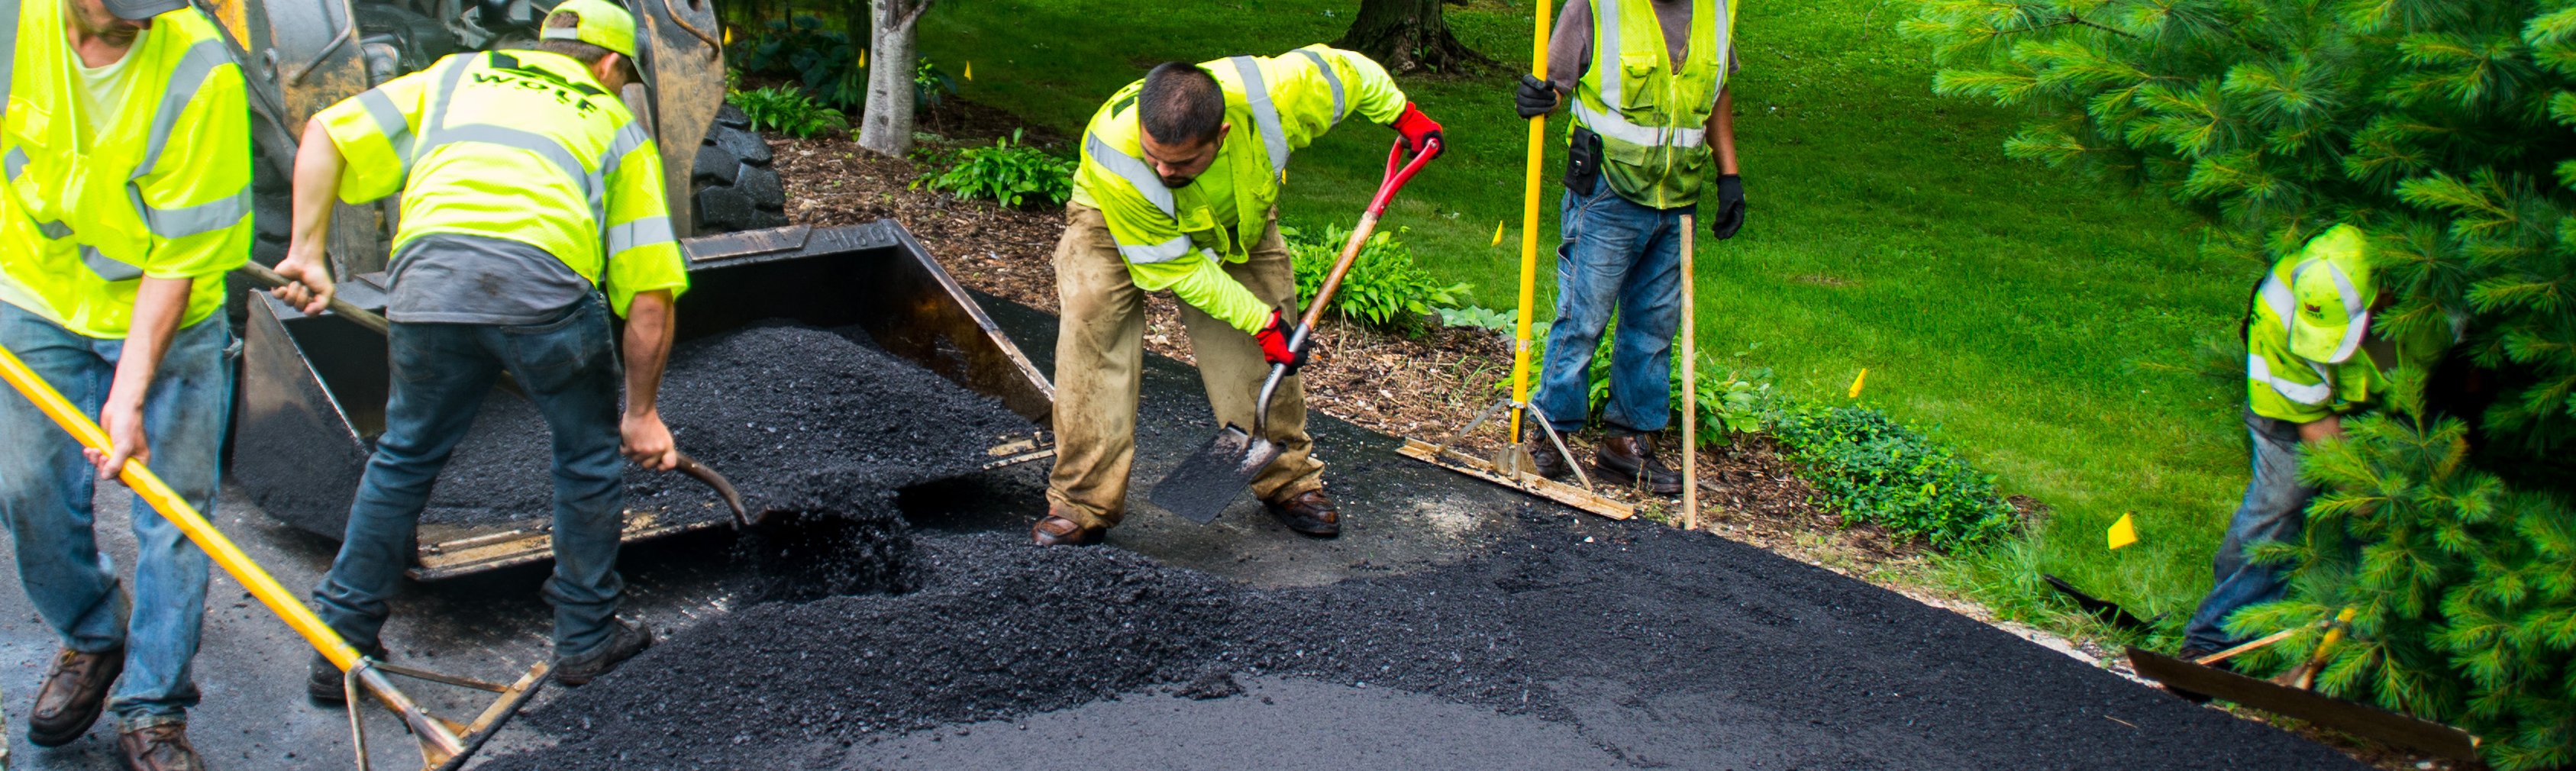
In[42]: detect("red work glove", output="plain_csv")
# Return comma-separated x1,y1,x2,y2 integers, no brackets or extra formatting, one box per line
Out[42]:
1390,102,1444,157
1253,310,1309,375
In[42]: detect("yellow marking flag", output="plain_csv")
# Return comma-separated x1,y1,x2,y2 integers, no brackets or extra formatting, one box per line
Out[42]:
1491,220,1506,247
857,49,867,67
964,61,974,80
1847,368,1867,399
2108,512,2139,550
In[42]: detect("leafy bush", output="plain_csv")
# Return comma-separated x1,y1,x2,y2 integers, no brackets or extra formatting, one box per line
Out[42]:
914,58,960,112
732,16,861,107
916,130,1074,208
1435,305,1516,333
1683,365,1777,448
1770,405,2019,551
730,85,847,139
2232,374,2575,771
1286,225,1470,329
1904,0,2576,761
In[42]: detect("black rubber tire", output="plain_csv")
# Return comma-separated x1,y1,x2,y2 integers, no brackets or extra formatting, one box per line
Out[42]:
691,104,789,234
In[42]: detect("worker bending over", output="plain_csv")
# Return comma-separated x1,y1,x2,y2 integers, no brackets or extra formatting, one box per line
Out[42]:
2179,224,2454,668
1512,0,1745,493
268,0,686,697
1035,47,1443,545
0,0,250,763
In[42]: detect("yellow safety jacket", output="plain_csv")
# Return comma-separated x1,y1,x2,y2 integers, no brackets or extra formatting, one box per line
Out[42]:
1571,0,1732,208
0,0,251,338
1070,44,1406,334
315,49,685,318
2245,226,2453,423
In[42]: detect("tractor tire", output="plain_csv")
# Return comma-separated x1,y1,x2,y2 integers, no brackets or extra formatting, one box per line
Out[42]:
690,104,789,234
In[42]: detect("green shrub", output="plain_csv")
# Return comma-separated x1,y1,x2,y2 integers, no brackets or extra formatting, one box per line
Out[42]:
730,86,847,139
917,129,1074,208
1285,225,1470,330
1435,305,1516,334
1771,405,2019,551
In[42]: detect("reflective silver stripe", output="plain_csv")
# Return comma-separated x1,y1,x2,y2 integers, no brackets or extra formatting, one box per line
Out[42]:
0,0,18,123
144,185,250,238
2319,260,2366,362
356,88,415,161
421,54,476,150
1593,0,1622,110
2,147,24,180
1118,236,1196,265
1293,48,1344,125
2248,354,2332,405
36,220,69,239
1228,56,1290,176
133,39,232,181
1083,132,1175,217
599,121,651,178
606,216,674,253
1572,102,1706,148
2256,274,2294,333
422,124,592,196
81,245,142,282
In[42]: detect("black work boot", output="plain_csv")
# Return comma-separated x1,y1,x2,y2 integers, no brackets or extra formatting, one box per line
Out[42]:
1520,426,1573,481
29,645,124,747
554,618,655,686
307,644,388,705
1596,431,1683,495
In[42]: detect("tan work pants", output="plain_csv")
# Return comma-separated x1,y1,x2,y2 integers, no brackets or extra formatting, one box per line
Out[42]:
1046,203,1323,529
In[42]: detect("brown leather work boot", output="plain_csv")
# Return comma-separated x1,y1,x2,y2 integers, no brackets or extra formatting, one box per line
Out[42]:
29,645,124,747
1030,512,1103,547
1261,489,1341,537
116,721,206,771
1596,432,1683,495
1521,426,1572,480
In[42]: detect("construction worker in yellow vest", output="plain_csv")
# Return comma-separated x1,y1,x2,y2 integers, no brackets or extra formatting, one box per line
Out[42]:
265,0,686,698
1034,47,1441,546
0,0,249,761
2176,224,2455,676
1512,0,1743,494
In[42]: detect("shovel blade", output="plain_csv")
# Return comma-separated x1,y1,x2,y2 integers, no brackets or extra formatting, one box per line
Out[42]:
1149,425,1280,524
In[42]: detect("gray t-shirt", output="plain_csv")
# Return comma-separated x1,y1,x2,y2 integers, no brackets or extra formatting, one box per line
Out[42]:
385,233,592,324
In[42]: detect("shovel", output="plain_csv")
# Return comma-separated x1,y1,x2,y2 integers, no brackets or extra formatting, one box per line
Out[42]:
1150,137,1444,524
235,261,750,527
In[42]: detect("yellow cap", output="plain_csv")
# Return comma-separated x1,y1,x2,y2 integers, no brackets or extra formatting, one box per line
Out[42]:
541,0,640,60
2287,224,2375,364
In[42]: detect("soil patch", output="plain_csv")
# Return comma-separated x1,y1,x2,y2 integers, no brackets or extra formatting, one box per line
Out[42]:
485,508,2366,771
417,323,1034,528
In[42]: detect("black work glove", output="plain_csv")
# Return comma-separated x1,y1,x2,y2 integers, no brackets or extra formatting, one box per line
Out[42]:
1709,174,1746,240
1513,73,1559,119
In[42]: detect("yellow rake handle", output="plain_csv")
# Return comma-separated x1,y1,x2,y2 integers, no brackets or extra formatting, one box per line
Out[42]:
0,347,370,671
1506,0,1551,440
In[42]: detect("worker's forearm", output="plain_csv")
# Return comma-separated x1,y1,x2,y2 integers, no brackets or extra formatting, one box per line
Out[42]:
289,118,347,260
105,277,193,411
2296,414,2344,444
1711,88,1738,176
620,290,676,418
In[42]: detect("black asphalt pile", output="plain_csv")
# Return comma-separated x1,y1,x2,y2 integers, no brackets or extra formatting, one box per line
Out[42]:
486,506,2366,771
418,322,1033,528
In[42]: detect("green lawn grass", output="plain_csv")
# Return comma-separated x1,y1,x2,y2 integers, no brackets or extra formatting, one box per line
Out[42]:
910,0,2260,639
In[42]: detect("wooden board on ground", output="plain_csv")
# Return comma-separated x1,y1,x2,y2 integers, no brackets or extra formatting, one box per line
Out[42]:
1398,439,1635,521
2125,647,2481,762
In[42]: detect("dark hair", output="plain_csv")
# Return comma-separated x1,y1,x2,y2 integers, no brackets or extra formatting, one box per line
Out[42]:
1138,62,1224,146
534,11,614,64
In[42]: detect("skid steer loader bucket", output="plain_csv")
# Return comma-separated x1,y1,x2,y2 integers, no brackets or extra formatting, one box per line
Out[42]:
231,222,1056,579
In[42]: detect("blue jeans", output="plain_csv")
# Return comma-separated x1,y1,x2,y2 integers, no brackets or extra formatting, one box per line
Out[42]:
0,302,226,722
1531,183,1686,434
2184,410,2315,653
312,295,628,658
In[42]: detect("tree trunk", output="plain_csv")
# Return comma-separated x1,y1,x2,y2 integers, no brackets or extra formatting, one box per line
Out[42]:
855,0,930,157
1335,0,1495,76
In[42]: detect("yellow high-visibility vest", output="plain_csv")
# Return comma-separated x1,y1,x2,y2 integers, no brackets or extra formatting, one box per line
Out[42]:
1570,0,1732,208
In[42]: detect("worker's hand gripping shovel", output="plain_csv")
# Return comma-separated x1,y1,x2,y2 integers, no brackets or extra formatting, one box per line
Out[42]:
1150,137,1442,524
0,344,540,771
236,260,752,527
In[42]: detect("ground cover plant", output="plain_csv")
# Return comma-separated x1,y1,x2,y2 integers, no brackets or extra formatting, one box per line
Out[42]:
1905,0,2576,763
731,85,849,138
1286,224,1470,329
917,129,1076,208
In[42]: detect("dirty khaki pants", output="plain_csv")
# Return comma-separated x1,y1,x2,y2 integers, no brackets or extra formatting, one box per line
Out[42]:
1047,203,1323,529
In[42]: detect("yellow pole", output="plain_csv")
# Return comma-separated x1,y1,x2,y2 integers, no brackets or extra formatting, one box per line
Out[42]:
0,347,370,673
1507,0,1552,440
